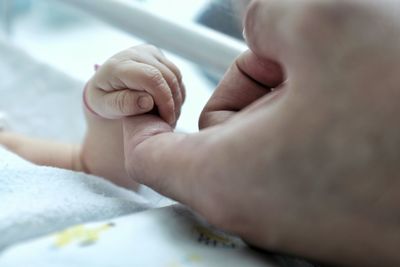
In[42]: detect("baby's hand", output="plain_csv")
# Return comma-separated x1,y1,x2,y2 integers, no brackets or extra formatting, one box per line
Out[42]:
84,45,185,125
80,45,184,188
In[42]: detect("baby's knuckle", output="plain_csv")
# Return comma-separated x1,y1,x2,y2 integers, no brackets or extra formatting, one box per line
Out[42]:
144,44,160,53
113,92,134,114
104,57,120,70
126,47,141,57
102,59,120,78
133,44,156,54
143,66,165,89
134,44,148,50
147,44,158,51
166,98,175,110
171,77,179,91
117,65,134,80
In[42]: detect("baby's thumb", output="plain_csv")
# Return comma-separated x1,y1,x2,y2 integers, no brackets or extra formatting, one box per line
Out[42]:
97,90,154,119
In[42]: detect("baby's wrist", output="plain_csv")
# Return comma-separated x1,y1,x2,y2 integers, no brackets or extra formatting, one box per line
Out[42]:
70,144,86,173
83,82,103,118
82,64,103,118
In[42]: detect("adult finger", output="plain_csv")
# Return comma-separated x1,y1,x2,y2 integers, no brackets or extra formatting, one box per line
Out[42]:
201,0,367,129
199,50,284,129
122,115,193,199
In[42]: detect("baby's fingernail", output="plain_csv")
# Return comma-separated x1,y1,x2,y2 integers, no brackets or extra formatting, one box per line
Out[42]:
138,96,153,110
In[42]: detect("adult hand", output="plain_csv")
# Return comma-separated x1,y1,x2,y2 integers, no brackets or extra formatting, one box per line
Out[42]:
199,49,284,129
123,1,400,266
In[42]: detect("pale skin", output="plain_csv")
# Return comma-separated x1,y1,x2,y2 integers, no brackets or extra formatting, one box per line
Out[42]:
2,0,400,266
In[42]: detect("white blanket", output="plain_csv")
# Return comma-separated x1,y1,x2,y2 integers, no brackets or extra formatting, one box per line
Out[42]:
0,206,280,267
0,147,150,251
0,148,284,267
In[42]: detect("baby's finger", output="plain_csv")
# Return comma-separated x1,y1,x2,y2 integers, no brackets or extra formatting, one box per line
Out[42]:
115,62,176,125
87,87,154,119
127,45,184,121
153,52,186,105
143,59,183,121
142,45,183,83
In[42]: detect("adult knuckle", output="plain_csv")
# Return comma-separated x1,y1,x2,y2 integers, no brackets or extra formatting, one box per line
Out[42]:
246,0,262,16
198,110,211,129
292,1,362,39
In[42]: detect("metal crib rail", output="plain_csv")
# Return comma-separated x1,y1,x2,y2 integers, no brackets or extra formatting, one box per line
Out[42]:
54,0,247,75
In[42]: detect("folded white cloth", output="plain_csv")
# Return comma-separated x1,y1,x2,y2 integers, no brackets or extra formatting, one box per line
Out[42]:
0,147,150,251
0,149,317,267
0,206,278,267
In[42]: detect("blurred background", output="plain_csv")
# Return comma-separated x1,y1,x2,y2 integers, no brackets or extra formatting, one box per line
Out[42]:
0,0,249,135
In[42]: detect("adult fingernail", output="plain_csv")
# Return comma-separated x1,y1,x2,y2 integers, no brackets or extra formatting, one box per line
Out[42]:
242,28,248,42
138,96,153,110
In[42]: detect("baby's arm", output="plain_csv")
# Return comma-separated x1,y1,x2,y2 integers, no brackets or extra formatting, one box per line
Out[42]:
0,132,83,171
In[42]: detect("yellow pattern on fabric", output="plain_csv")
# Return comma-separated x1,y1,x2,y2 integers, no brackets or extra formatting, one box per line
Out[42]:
53,223,114,248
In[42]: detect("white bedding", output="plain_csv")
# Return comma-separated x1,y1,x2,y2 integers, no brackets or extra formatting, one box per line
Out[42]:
0,205,278,267
0,143,280,266
0,147,283,267
0,146,150,251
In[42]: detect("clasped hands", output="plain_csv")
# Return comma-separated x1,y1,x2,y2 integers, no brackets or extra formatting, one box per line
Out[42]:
83,1,400,266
